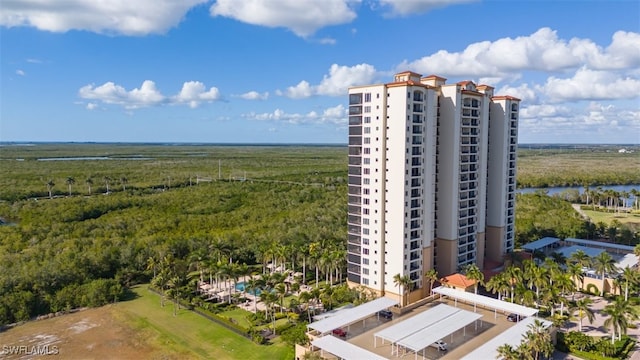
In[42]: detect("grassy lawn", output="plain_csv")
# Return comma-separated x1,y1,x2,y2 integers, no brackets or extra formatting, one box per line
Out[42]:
115,285,293,360
580,208,640,226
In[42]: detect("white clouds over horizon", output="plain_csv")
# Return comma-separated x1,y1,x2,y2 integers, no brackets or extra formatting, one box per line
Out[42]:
244,104,348,125
78,80,220,109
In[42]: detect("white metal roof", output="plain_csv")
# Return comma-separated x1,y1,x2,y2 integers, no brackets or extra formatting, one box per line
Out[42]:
374,303,459,344
432,286,538,317
460,316,552,360
397,309,482,352
307,297,398,334
564,238,636,251
522,237,559,251
311,335,388,360
616,253,639,270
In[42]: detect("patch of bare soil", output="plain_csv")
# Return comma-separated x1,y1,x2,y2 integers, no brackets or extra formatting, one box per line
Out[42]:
0,306,162,360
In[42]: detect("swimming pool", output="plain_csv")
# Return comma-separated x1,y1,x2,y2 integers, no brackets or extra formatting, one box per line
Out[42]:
235,282,262,296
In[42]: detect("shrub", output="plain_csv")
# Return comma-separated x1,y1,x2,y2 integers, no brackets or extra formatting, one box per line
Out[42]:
586,283,599,295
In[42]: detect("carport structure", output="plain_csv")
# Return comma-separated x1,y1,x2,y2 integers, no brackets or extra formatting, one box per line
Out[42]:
374,304,482,359
460,316,553,359
432,286,538,319
307,297,398,336
522,236,560,253
311,335,387,360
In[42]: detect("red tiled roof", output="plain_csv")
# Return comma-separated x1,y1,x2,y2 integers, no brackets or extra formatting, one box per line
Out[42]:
440,273,476,289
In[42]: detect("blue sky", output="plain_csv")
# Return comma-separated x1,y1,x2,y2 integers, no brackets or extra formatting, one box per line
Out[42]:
1,0,639,144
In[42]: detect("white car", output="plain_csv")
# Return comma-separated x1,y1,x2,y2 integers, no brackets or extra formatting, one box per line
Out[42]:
430,340,448,351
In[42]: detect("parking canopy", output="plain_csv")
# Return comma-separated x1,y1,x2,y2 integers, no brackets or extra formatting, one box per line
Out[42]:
432,286,538,317
311,335,387,360
374,304,481,358
375,303,458,345
460,316,552,360
307,297,398,335
522,237,559,252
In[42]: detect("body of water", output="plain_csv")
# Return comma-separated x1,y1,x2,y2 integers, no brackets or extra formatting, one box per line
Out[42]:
37,156,152,161
235,282,261,296
518,184,639,195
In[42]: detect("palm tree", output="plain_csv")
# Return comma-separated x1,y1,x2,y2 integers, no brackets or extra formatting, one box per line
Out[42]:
486,272,510,301
275,283,287,313
120,176,128,191
571,297,595,332
568,249,591,269
424,269,438,295
555,273,576,316
65,176,75,195
464,263,484,294
496,344,520,360
634,244,640,259
146,255,159,279
393,273,413,307
621,267,639,301
505,266,522,302
593,252,618,296
103,176,111,194
298,291,313,322
46,179,55,198
85,177,93,195
603,297,640,344
567,263,585,295
522,319,554,360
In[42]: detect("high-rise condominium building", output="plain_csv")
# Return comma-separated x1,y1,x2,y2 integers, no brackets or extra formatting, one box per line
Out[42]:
346,71,520,303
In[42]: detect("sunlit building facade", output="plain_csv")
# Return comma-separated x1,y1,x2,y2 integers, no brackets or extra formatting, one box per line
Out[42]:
346,71,520,302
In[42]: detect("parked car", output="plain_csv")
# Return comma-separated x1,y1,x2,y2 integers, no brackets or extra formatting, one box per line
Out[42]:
430,340,448,351
332,328,347,338
378,310,393,319
507,313,522,322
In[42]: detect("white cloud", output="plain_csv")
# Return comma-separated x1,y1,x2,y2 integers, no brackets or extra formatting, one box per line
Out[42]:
174,81,221,108
284,81,314,99
543,67,640,102
317,64,377,96
16,69,25,76
210,0,358,37
239,91,269,100
86,102,98,110
280,63,377,99
244,104,347,125
399,28,640,80
0,0,206,35
517,101,640,143
496,83,538,104
79,80,221,109
379,0,477,16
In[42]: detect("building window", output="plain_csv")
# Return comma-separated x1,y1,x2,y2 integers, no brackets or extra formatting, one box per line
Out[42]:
362,268,369,275
363,158,370,165
364,93,371,102
362,278,369,285
364,106,371,113
364,148,371,155
364,127,371,134
364,137,370,144
362,248,369,255
364,116,371,124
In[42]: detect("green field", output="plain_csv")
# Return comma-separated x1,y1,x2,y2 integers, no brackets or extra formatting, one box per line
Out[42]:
116,285,293,360
580,208,640,226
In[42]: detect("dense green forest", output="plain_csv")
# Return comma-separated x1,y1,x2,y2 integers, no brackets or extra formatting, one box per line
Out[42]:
0,144,638,325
